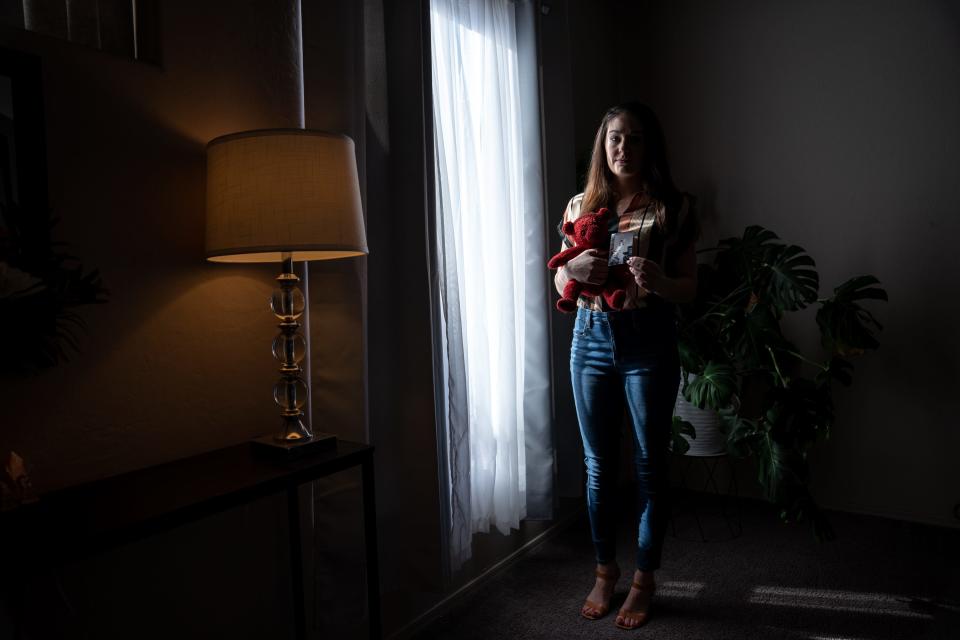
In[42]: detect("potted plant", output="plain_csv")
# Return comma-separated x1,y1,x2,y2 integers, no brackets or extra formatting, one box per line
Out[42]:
0,203,108,374
670,225,887,541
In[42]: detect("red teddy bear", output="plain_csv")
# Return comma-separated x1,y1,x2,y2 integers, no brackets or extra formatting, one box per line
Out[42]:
547,207,632,312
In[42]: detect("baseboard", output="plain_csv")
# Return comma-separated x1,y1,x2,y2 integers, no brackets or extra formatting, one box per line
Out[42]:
668,484,960,531
819,498,960,530
386,504,585,640
665,457,960,531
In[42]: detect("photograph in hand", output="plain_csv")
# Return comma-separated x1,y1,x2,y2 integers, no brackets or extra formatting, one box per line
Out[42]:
608,231,639,266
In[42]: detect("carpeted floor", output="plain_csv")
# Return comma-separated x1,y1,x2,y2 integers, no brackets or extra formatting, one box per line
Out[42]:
411,492,960,639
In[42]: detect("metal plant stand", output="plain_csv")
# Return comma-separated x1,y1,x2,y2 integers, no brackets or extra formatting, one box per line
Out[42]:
668,452,743,542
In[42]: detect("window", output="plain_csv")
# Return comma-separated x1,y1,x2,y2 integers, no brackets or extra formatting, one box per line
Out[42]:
1,0,160,64
429,0,553,574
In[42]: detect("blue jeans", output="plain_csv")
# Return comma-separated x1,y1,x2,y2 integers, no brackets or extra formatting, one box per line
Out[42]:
570,305,680,571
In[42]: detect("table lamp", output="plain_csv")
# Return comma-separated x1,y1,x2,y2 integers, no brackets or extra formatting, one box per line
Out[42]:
205,129,368,453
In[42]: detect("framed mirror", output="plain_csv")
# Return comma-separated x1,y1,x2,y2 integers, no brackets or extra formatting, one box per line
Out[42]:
0,45,49,260
0,46,103,374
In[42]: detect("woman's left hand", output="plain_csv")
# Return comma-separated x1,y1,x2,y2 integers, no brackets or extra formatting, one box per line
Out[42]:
627,257,665,294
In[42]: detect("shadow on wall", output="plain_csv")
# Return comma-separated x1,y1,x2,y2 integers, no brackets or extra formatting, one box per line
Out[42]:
3,66,281,487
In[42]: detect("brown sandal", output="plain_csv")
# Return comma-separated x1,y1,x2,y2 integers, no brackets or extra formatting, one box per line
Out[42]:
614,580,656,629
580,565,621,620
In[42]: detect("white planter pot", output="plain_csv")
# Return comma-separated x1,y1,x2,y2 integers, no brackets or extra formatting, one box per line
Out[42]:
673,373,727,457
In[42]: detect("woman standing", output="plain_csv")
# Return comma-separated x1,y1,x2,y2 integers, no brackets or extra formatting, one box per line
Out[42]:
553,102,699,630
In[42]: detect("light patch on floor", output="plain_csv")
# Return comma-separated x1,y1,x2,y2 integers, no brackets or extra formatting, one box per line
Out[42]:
748,586,934,620
656,581,706,598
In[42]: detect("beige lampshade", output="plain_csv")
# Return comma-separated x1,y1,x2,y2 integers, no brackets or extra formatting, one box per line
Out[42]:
205,129,368,263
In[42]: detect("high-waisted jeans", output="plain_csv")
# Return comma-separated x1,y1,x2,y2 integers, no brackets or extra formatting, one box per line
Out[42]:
570,305,680,571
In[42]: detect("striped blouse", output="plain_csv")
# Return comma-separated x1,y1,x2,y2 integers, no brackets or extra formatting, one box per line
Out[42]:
554,190,696,311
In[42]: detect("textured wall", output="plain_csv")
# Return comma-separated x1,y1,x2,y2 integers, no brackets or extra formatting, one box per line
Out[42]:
591,0,960,528
1,0,305,489
1,1,308,637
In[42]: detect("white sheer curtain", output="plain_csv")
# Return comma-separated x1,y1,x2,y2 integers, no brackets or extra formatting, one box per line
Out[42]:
429,0,553,573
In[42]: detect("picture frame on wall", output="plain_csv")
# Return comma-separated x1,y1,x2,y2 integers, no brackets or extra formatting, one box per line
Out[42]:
0,45,109,375
0,45,49,257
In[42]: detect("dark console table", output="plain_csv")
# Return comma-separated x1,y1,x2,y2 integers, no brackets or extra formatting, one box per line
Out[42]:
0,439,381,639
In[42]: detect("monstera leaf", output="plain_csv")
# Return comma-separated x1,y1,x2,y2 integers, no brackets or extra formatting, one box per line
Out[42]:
764,244,819,313
716,225,782,288
683,361,737,410
816,356,854,387
754,411,809,504
677,338,705,376
764,379,834,449
718,407,758,458
720,302,794,376
817,275,887,356
670,416,696,456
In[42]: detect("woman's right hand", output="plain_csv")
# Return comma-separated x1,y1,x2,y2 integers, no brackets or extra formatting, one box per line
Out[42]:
564,249,608,285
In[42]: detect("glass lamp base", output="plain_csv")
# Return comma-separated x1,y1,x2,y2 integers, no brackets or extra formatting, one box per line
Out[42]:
250,431,337,457
277,414,313,441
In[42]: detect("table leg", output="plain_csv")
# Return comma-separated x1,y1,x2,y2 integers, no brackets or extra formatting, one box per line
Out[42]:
362,457,382,640
288,486,306,640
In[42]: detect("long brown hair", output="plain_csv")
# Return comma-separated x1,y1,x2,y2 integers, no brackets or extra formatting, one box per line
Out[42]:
582,102,682,232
